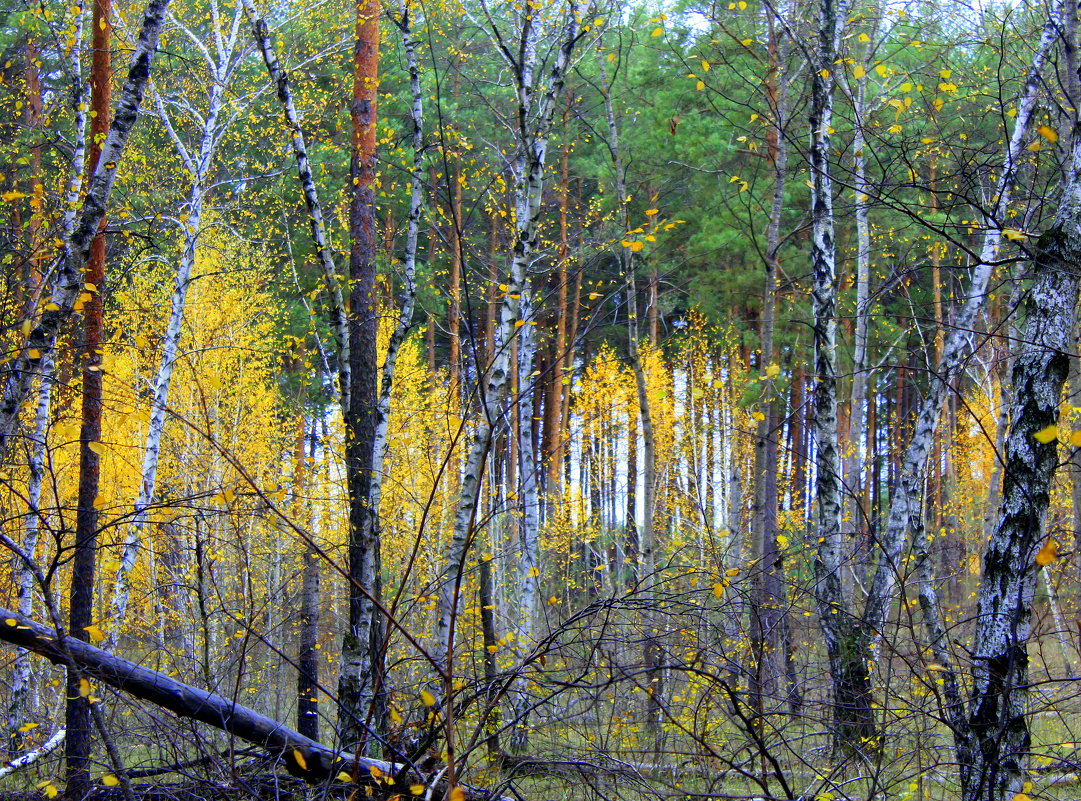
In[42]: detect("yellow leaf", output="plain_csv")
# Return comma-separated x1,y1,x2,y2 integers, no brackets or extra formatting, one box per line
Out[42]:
410,785,426,796
18,722,38,732
450,787,466,801
370,765,384,781
1002,229,1027,242
1037,125,1058,143
78,678,91,697
1027,140,1042,152
83,624,105,643
587,292,602,300
1014,794,1032,801
875,64,889,77
1034,425,1058,444
853,65,866,79
751,410,765,422
858,32,870,42
645,208,659,216
337,772,354,783
101,775,119,787
695,80,705,90
630,241,644,252
1035,540,1058,567
820,68,830,79
2,191,29,202
1070,430,1081,447
27,349,41,359
765,363,780,378
420,689,436,707
5,618,17,626
726,567,739,577
651,27,662,37
390,707,403,725
87,441,106,456
701,60,711,71
293,749,307,771
713,583,725,599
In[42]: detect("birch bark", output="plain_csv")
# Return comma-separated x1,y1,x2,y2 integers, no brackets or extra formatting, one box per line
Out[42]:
434,0,583,675
807,0,873,754
106,0,243,649
961,217,1081,801
0,0,170,457
863,0,1065,643
510,289,540,752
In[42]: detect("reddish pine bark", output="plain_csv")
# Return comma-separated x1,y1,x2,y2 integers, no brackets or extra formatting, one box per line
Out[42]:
66,0,111,796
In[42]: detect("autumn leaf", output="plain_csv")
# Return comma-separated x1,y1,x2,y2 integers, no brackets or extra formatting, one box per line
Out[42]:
420,688,436,706
292,749,307,771
101,775,119,787
1033,425,1058,444
713,583,725,599
1037,125,1058,143
83,624,105,643
410,785,426,796
1035,540,1058,567
450,787,466,801
1001,228,1027,242
78,678,91,697
2,191,29,202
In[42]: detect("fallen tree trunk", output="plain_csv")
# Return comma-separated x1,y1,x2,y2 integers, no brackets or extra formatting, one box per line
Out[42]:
0,609,489,798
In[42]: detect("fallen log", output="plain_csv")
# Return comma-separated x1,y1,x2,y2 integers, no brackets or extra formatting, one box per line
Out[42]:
0,610,477,798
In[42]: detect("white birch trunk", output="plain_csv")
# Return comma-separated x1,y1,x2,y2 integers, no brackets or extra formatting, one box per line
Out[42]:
0,0,171,456
808,0,874,752
240,0,350,412
962,211,1081,801
843,11,876,549
105,0,244,648
434,0,583,673
509,290,540,752
864,0,1065,640
6,353,53,752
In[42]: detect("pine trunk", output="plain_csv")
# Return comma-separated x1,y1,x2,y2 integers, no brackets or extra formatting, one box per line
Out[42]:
66,1,111,792
338,0,383,752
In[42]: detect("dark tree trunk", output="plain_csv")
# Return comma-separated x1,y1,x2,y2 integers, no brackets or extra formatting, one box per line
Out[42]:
338,0,383,752
66,2,111,794
962,219,1081,801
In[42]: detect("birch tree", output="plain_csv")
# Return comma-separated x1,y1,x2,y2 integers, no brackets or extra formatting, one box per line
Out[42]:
0,0,171,457
807,0,873,753
106,0,249,650
433,0,585,707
